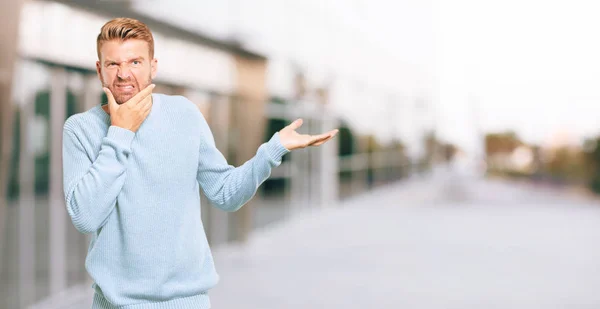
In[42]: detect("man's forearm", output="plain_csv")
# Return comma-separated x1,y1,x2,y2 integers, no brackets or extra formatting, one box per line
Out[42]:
63,126,134,234
198,132,289,212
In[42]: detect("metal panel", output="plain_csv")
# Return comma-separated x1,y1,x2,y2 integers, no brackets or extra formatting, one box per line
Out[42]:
49,66,67,294
18,96,36,308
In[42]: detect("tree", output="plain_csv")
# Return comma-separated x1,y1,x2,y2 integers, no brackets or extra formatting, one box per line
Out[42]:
545,146,586,182
584,137,600,193
485,131,523,156
337,121,355,157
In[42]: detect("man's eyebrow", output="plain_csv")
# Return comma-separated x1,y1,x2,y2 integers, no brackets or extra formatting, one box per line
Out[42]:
104,57,145,64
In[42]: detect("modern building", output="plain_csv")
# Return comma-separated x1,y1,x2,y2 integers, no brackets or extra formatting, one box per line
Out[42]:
0,0,433,307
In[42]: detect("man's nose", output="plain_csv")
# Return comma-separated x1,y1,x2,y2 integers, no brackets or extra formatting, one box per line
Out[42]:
117,66,132,80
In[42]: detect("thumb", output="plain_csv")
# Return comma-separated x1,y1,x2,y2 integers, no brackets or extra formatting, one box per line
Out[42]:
288,118,303,131
103,87,117,113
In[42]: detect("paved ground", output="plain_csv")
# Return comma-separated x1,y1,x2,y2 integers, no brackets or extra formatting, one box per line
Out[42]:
18,169,600,309
208,171,600,308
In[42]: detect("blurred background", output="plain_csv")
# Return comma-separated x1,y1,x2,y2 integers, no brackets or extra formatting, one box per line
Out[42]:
2,0,600,308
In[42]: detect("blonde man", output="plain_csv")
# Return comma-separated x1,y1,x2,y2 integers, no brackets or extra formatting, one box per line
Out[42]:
62,18,337,309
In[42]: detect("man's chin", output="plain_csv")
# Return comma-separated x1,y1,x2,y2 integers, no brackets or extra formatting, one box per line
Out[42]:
115,94,136,104
115,99,131,105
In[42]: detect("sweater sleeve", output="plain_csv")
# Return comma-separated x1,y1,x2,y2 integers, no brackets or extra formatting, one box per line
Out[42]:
62,123,135,234
196,114,290,212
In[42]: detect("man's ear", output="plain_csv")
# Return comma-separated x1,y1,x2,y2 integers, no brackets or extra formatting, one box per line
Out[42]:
151,58,158,79
96,61,103,83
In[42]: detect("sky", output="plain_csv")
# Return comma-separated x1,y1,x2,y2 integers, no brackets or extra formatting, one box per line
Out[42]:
434,0,600,153
134,0,600,155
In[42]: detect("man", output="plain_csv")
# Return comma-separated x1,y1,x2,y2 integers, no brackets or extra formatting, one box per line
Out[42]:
62,17,338,309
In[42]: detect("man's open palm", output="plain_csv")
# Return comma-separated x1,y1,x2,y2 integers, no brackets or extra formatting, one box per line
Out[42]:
279,118,339,151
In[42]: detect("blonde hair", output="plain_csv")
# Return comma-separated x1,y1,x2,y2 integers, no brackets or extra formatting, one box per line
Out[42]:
96,17,154,60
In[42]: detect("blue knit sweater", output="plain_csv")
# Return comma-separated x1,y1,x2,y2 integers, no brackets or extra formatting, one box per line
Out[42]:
62,93,289,309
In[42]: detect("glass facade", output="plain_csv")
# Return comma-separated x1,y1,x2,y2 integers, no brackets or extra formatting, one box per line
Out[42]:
0,59,238,308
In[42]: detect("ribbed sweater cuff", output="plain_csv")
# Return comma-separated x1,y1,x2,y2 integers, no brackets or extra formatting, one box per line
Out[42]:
106,126,136,148
93,292,211,309
265,132,290,162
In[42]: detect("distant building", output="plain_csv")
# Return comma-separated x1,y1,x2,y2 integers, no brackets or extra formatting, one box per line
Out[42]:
1,1,429,307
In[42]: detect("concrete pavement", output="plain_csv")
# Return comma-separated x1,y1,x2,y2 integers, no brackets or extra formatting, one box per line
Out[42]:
24,172,600,308
208,174,600,308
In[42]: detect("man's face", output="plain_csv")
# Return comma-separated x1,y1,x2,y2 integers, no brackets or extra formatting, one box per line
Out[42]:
96,39,157,104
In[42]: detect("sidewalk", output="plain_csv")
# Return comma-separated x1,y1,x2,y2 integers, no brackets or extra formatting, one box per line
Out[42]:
207,176,600,309
28,175,600,308
207,178,443,308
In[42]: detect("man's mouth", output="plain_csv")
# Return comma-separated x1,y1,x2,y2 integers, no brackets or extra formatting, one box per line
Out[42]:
115,84,135,91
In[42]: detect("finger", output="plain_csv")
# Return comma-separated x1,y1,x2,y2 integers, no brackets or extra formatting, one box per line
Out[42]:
312,129,338,139
310,132,333,142
308,135,331,146
103,87,117,111
140,98,152,116
128,84,155,106
140,97,153,114
308,130,338,146
310,137,332,146
306,134,328,146
139,95,153,110
141,106,152,119
288,118,303,131
135,84,155,105
326,129,339,137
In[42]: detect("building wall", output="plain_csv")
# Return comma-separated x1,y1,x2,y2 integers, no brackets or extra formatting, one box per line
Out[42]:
228,55,269,243
128,0,437,149
0,1,399,308
18,1,237,95
0,2,25,308
0,1,271,308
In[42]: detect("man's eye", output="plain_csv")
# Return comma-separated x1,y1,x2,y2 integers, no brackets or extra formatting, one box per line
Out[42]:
133,61,140,65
